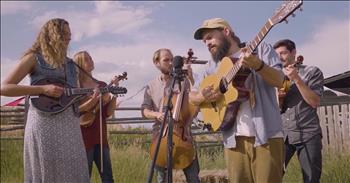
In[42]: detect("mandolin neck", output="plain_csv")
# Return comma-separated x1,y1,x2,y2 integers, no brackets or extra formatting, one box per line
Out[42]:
66,87,109,96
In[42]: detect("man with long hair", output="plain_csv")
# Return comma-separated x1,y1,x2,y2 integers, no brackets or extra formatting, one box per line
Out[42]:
190,18,285,183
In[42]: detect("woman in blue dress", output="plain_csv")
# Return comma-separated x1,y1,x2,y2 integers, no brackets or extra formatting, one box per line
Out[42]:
1,18,89,183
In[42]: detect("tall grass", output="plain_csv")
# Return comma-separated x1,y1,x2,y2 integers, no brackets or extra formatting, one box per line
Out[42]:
0,140,23,183
91,145,151,183
282,152,350,183
1,136,350,183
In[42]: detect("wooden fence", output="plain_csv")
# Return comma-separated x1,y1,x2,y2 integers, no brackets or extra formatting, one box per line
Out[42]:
318,104,350,153
1,102,350,152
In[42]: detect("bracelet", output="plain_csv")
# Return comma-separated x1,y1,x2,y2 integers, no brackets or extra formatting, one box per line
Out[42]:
255,61,265,72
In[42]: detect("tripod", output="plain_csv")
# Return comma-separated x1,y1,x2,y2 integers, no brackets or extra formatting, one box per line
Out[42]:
147,56,186,183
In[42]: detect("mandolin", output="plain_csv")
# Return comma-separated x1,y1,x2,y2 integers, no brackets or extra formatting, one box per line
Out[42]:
80,72,128,127
278,55,303,112
31,77,127,114
199,0,303,131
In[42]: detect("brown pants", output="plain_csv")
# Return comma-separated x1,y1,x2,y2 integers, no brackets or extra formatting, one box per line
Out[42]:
224,136,284,183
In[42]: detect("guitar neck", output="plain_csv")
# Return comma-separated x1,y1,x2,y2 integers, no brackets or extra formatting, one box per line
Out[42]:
66,87,109,96
225,19,274,83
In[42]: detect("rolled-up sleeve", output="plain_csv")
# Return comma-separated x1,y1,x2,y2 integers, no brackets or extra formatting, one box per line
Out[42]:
307,67,324,96
141,85,154,117
258,42,283,70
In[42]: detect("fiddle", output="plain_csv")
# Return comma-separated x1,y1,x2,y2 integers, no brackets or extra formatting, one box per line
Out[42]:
185,48,208,64
183,49,208,86
149,53,198,169
80,72,127,127
278,55,303,111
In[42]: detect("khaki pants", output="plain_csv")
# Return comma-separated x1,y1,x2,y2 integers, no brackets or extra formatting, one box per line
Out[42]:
224,136,284,183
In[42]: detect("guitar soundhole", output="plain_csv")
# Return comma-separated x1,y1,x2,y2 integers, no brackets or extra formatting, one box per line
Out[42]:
211,102,217,112
219,79,227,94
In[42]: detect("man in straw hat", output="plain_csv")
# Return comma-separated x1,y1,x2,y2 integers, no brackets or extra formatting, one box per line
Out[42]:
189,18,285,183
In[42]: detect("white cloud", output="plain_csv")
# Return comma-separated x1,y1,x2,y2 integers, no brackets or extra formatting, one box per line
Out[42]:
70,31,210,110
30,1,153,41
298,19,350,78
0,1,31,15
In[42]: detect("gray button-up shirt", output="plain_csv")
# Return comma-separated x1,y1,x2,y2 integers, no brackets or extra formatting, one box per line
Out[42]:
281,65,324,144
141,75,192,139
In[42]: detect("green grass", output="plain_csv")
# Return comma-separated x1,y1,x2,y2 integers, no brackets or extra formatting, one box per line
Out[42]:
283,153,350,183
1,137,350,183
90,145,151,183
0,140,23,183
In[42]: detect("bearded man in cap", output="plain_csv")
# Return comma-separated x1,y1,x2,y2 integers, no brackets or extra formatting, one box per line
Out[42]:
189,18,285,183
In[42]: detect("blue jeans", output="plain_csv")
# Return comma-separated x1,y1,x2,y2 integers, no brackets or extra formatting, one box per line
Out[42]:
86,145,114,183
155,156,200,183
284,134,322,183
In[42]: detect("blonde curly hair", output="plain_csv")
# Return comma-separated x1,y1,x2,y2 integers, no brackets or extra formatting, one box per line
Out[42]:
24,18,70,68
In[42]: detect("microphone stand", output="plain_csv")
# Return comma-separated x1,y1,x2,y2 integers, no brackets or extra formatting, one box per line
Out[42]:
146,69,185,183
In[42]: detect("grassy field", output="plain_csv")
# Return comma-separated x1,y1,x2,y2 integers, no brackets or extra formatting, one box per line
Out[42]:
1,133,350,183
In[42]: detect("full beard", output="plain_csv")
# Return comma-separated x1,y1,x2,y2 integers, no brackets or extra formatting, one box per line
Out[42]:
211,36,231,63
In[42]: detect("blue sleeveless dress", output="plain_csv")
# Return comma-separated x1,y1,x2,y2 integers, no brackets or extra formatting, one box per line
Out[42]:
24,54,89,182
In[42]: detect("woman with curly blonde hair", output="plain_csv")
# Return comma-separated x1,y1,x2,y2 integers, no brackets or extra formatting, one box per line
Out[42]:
1,18,89,182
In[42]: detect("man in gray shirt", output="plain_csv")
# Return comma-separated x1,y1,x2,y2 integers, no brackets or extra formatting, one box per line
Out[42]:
274,39,324,183
141,48,200,183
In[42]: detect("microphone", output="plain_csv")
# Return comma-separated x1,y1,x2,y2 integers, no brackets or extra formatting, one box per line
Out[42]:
172,56,184,70
172,56,185,91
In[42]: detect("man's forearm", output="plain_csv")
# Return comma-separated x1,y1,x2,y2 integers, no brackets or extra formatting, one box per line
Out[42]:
257,64,284,88
143,108,159,119
295,79,321,108
189,91,204,106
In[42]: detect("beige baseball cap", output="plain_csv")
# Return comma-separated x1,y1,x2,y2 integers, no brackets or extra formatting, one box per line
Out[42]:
194,18,233,40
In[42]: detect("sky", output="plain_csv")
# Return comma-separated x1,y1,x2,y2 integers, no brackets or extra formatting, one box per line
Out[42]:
1,1,349,119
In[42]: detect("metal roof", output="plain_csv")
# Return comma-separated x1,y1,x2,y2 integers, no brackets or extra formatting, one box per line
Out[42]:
324,71,350,95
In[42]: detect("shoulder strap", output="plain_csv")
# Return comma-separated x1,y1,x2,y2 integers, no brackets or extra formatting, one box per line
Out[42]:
69,59,99,83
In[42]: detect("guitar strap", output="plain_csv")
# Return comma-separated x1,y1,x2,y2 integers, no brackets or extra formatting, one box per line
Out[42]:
68,60,102,117
70,60,100,84
64,59,82,116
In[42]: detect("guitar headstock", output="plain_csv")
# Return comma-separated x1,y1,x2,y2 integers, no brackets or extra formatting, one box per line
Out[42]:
108,86,127,96
270,0,303,25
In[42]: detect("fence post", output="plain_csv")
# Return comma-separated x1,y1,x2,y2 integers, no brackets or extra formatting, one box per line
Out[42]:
341,104,350,152
333,105,343,152
318,106,328,154
326,105,336,152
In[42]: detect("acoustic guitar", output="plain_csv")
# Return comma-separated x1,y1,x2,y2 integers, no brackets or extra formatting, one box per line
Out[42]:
31,77,127,114
199,0,304,131
80,72,128,127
